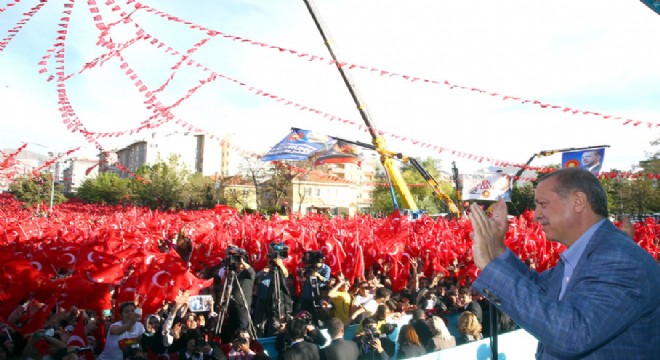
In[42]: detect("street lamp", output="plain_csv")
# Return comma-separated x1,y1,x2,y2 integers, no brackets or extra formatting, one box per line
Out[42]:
47,152,61,212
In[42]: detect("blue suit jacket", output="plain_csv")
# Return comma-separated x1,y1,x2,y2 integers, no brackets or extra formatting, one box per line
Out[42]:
473,220,660,359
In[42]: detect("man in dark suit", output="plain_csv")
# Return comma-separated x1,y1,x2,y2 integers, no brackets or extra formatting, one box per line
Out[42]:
469,168,660,359
458,287,483,324
279,318,321,360
321,317,359,360
580,149,602,174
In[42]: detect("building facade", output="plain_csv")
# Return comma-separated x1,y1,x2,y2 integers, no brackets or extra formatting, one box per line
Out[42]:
100,131,231,178
62,158,99,193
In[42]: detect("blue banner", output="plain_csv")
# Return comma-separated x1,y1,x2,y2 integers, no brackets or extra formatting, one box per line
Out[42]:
561,148,606,174
261,128,332,162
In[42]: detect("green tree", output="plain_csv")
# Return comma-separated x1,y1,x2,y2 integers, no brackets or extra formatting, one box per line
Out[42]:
510,183,536,216
76,172,131,205
131,155,189,210
9,173,66,207
181,173,217,209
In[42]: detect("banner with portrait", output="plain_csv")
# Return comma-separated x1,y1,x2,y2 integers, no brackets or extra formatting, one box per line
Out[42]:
461,173,512,201
262,128,363,165
561,148,606,174
261,128,332,161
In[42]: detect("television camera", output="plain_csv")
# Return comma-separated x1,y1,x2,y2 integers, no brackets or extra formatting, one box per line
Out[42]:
302,250,325,270
268,242,289,260
222,245,247,271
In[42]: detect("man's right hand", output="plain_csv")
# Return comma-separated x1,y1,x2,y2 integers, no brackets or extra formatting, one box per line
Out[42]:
371,338,384,353
468,198,508,270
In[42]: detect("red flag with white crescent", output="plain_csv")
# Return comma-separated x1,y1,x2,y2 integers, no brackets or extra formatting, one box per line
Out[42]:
67,315,94,360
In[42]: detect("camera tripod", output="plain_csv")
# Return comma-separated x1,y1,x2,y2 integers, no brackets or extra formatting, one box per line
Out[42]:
300,268,323,326
270,263,287,322
214,267,257,339
253,260,293,338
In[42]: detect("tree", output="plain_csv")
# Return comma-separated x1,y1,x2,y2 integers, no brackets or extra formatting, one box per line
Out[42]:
76,172,131,205
131,155,189,210
261,162,297,212
238,156,271,211
9,173,66,208
509,183,536,216
600,138,659,216
180,173,217,209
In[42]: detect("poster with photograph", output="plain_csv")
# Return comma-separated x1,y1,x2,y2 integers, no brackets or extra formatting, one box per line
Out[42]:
188,295,213,312
461,173,512,201
561,148,606,174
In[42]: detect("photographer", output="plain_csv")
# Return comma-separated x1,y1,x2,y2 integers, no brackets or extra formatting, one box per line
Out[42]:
218,246,255,343
253,243,294,338
178,337,215,360
353,318,391,360
219,327,271,360
298,251,331,327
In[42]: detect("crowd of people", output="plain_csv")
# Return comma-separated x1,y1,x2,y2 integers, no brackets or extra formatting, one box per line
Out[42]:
0,168,658,359
1,245,516,360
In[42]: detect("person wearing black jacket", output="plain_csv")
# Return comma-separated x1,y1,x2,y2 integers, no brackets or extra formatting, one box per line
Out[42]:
275,311,327,357
219,254,255,342
321,317,359,360
353,317,391,360
279,318,321,360
253,256,294,338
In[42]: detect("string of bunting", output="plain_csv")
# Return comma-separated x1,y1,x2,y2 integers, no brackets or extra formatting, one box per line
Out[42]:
114,161,149,184
0,0,26,14
14,1,642,176
0,143,28,170
134,1,659,129
30,0,106,152
49,0,657,166
2,1,658,182
0,0,48,52
30,146,80,177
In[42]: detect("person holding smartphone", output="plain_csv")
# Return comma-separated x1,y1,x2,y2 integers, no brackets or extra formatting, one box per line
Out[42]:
98,302,144,360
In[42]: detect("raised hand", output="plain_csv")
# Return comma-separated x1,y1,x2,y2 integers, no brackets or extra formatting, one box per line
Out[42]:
468,198,509,270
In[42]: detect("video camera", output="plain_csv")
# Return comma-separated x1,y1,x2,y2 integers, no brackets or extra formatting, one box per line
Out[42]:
302,251,325,267
363,323,380,342
268,242,289,260
222,245,247,271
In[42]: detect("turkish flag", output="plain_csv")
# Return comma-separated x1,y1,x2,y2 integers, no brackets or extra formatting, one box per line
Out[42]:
67,315,94,360
349,245,365,285
17,296,58,335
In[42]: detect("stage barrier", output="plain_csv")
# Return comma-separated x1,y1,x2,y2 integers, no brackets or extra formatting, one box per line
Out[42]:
258,313,537,359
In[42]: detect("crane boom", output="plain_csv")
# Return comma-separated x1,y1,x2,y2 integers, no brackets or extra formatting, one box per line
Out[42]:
302,0,419,212
303,0,458,214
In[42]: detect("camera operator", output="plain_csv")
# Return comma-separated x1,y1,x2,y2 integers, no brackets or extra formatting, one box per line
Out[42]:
253,243,294,338
218,246,255,343
353,317,391,360
298,251,331,327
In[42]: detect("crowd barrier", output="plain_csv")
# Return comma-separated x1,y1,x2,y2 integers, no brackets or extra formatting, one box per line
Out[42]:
257,313,537,359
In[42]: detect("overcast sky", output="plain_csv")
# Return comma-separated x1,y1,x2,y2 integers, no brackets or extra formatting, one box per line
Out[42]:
1,0,659,174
